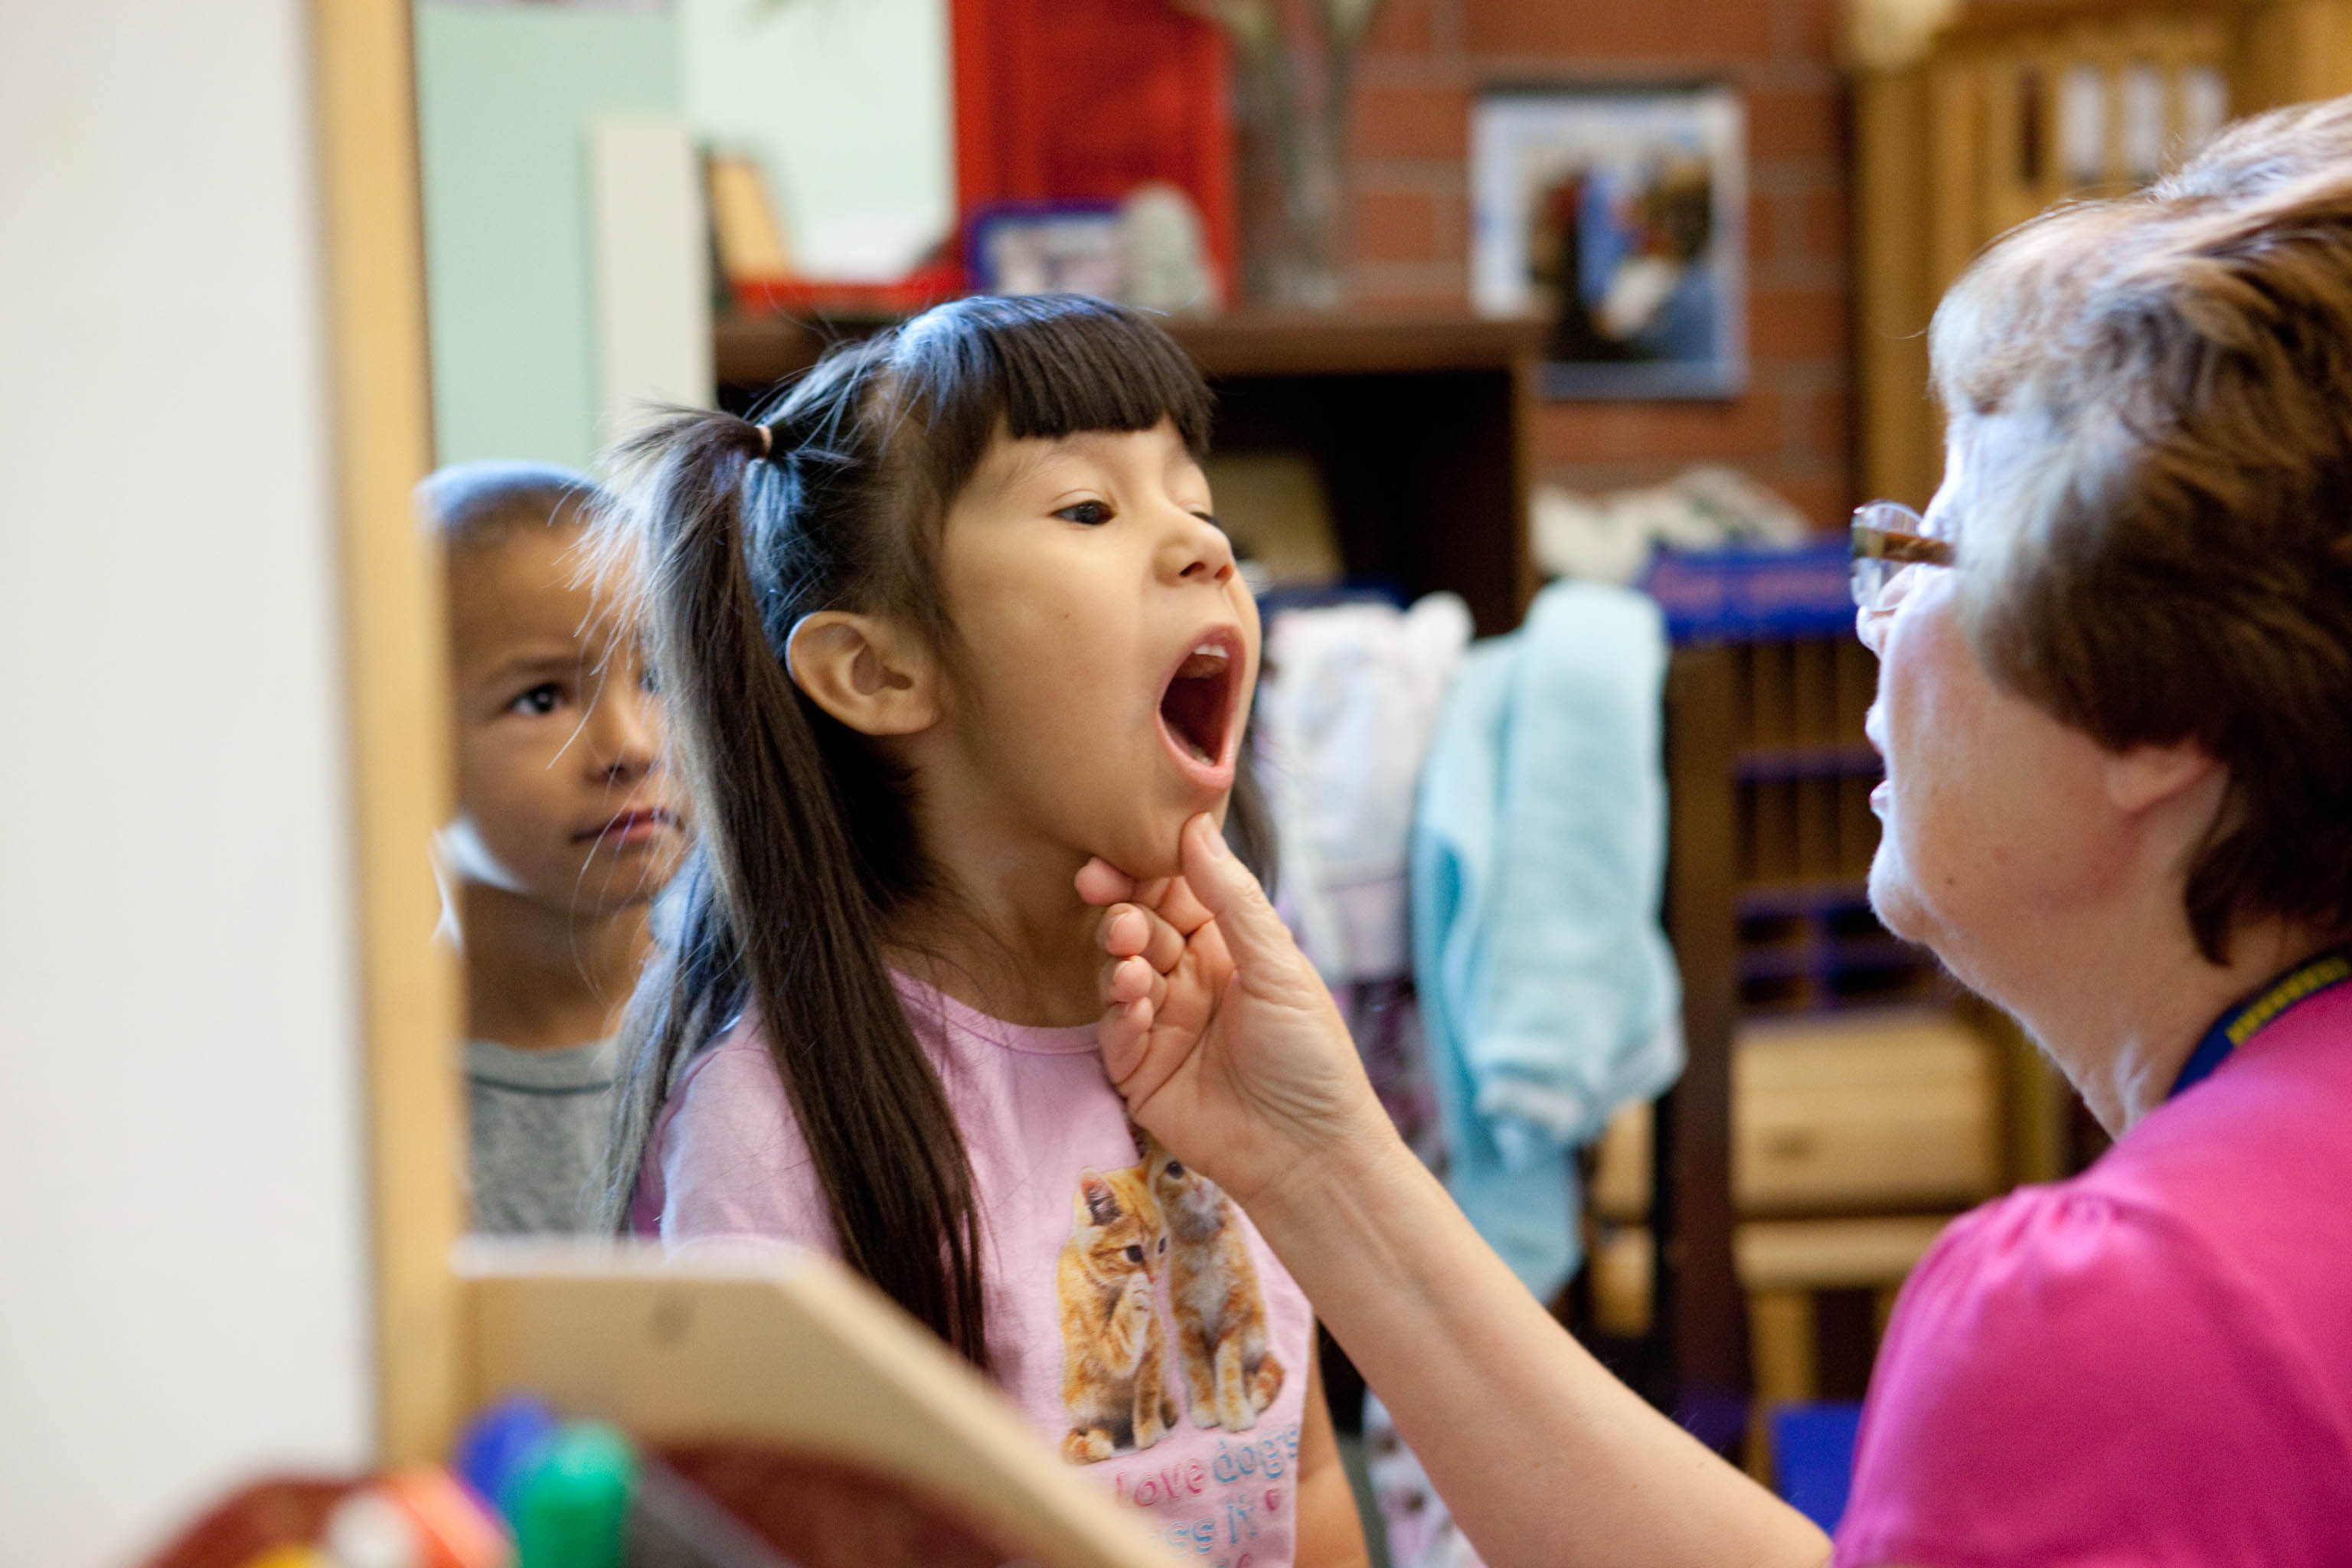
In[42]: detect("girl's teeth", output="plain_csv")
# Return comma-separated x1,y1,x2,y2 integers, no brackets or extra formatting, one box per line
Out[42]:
1176,648,1228,681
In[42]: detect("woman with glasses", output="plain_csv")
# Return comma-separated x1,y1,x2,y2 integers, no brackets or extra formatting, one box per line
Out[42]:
1080,96,2352,1566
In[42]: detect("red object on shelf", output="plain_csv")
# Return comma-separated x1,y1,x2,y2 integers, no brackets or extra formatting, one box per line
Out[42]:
138,1477,355,1568
730,260,965,321
950,0,1234,298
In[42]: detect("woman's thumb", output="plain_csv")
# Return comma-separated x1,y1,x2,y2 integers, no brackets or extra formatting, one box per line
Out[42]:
1181,814,1295,967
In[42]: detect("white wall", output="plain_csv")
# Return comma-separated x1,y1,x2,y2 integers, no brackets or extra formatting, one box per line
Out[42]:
681,0,955,279
0,5,375,1564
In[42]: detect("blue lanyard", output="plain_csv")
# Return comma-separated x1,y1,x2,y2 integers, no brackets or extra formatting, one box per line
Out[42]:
2170,949,2352,1101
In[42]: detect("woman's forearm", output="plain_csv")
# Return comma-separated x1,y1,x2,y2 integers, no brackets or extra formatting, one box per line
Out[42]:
1255,1128,1830,1568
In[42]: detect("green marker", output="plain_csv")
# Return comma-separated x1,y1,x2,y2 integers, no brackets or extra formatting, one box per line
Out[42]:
511,1422,639,1568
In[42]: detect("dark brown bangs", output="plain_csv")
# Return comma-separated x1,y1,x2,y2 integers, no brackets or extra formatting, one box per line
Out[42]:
887,294,1214,504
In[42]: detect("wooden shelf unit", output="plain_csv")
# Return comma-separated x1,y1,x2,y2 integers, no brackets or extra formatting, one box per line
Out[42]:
1724,632,1940,1014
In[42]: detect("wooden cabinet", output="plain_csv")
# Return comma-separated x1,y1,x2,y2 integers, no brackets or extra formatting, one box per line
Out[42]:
1735,1011,2000,1214
1592,1011,2002,1223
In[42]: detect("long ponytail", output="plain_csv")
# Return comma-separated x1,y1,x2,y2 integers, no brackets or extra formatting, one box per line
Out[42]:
593,383,985,1361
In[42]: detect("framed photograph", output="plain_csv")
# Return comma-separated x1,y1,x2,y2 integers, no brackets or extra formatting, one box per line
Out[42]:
965,200,1125,297
1472,85,1746,400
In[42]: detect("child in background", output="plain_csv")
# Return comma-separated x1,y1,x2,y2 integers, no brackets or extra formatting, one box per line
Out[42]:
420,462,685,1234
596,296,1366,1568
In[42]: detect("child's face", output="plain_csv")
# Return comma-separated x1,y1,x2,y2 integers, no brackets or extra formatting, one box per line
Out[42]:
929,418,1259,880
440,525,684,915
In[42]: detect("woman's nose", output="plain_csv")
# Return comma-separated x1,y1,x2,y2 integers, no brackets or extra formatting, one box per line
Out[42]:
1857,565,1919,657
1857,604,1890,658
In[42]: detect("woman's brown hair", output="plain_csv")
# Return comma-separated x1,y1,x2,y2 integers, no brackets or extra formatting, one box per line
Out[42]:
590,295,1258,1364
1930,97,2352,962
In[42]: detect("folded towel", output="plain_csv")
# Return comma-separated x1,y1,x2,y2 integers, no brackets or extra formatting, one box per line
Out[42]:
1411,580,1685,1297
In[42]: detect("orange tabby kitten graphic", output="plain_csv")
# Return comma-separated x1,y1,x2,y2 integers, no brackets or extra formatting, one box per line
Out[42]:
1146,1138,1285,1432
1057,1165,1180,1463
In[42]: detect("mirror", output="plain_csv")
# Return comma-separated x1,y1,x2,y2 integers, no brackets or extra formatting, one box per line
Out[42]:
408,0,959,1240
414,0,954,468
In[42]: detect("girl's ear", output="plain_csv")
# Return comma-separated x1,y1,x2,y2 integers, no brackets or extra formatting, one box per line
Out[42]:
786,612,941,737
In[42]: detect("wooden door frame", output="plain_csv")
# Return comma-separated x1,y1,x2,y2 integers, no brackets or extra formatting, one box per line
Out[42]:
311,0,466,1463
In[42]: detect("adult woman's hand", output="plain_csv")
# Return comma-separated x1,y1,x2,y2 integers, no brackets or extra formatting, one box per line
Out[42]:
1081,817,1828,1568
1077,812,1390,1208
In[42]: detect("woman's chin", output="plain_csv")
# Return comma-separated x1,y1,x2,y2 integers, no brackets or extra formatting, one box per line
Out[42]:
1865,854,1926,946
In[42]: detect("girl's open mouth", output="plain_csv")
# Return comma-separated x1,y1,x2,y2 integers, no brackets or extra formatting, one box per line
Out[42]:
1156,628,1243,789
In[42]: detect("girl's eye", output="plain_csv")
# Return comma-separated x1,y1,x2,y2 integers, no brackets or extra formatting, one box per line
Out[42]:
508,682,564,717
1123,1244,1144,1263
1055,499,1114,527
639,663,661,697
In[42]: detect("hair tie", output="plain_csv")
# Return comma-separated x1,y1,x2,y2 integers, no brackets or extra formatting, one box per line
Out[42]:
754,422,773,459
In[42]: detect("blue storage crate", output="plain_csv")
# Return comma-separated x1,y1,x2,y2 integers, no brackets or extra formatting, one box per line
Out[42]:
1642,541,1854,643
1771,1400,1864,1532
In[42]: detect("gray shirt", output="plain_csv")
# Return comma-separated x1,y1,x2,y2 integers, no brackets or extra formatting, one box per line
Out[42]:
466,1037,617,1234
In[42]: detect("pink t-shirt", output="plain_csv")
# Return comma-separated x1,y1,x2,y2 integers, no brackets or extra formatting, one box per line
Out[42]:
1836,981,2352,1566
633,974,1317,1568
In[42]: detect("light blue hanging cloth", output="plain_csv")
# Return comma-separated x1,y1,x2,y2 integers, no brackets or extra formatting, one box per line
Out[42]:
1410,580,1685,1298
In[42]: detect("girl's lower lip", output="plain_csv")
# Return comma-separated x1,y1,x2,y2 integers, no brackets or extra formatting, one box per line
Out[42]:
1156,713,1235,793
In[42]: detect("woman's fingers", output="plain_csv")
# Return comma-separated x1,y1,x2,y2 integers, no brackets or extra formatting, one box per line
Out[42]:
1074,857,1137,907
1102,906,1149,959
1146,874,1217,936
1178,813,1295,970
1102,952,1162,1009
1097,995,1157,1086
1099,902,1187,975
1075,848,1211,934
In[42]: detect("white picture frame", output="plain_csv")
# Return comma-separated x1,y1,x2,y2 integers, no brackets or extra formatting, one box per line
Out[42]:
1472,84,1747,400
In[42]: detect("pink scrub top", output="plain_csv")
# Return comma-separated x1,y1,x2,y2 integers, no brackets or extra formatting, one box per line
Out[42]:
1836,972,2352,1565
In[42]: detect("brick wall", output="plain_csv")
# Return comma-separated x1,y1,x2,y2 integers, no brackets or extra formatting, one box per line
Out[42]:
1346,0,1854,529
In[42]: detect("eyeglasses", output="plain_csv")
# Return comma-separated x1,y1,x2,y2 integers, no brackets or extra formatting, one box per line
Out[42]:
1850,500,1956,612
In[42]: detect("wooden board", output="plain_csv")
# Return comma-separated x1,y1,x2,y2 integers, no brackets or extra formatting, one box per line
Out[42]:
458,1242,1171,1568
1733,1215,1955,1292
311,0,467,1464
